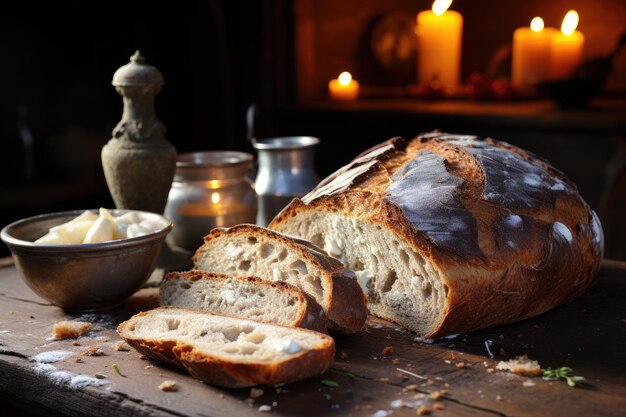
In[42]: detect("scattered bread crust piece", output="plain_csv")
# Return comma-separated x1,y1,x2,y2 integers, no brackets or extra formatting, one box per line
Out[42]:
82,346,104,356
53,321,91,340
496,355,543,376
158,380,178,391
115,341,131,351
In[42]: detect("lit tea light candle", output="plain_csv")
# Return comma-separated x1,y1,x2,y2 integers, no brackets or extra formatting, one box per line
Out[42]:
550,10,585,79
328,71,360,100
416,0,463,91
512,17,555,89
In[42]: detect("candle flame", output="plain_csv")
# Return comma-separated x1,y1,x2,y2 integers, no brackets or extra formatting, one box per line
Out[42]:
561,10,579,35
432,0,452,16
338,71,352,86
530,17,544,32
211,192,220,204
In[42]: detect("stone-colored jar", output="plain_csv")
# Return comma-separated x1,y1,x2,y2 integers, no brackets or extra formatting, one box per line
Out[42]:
101,50,177,214
164,151,257,251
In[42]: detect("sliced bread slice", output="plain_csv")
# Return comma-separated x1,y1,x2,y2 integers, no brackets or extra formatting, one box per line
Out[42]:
160,271,327,333
192,224,367,334
117,307,335,388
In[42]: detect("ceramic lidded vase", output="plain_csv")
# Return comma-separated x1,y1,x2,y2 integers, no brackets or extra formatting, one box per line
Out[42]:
101,50,177,214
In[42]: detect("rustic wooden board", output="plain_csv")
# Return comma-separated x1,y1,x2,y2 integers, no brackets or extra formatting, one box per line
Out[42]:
1,260,625,417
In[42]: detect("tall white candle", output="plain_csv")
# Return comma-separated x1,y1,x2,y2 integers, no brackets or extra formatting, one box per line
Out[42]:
550,10,585,79
416,0,463,91
512,17,555,89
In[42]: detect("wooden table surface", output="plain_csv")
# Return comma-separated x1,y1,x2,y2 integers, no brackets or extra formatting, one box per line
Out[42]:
1,259,625,417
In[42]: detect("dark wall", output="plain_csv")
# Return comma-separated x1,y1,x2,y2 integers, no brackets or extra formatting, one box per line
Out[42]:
0,1,291,236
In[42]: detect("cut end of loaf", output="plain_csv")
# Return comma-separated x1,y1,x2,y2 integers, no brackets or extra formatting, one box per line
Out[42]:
272,211,447,337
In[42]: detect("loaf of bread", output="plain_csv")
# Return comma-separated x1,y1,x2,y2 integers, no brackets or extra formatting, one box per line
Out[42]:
117,307,335,388
160,271,327,333
270,132,604,337
193,224,367,334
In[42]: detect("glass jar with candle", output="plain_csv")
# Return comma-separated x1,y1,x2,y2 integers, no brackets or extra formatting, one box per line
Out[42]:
164,151,257,251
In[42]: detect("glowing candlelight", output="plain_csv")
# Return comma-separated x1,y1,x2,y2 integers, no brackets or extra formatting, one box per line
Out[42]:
550,10,585,79
512,17,554,89
328,71,360,100
416,0,463,91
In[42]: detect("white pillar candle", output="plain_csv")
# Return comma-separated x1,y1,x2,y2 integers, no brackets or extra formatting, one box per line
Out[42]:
512,17,555,89
550,10,585,79
416,0,463,91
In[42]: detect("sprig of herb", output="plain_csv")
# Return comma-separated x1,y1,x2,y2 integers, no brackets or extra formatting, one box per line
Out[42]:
321,379,339,388
112,363,125,377
542,367,586,387
93,373,107,379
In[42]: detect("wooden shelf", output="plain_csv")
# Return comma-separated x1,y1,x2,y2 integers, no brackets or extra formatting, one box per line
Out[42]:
294,98,626,135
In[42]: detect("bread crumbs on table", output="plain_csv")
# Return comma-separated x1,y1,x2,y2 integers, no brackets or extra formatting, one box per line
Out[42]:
158,380,178,392
444,359,451,364
71,340,81,346
455,362,466,369
75,357,83,363
382,346,394,357
115,341,131,351
487,368,495,373
258,405,272,412
378,377,390,383
433,401,445,410
429,390,447,399
496,395,503,401
416,404,431,415
139,354,147,360
219,393,225,398
250,388,264,398
83,346,104,356
144,365,153,369
392,358,401,366
53,320,92,340
404,384,418,392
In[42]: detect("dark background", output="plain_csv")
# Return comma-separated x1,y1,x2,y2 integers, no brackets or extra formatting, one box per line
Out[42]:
1,0,625,257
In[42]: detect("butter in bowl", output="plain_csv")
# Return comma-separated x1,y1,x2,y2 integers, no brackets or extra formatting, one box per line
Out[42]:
1,209,172,312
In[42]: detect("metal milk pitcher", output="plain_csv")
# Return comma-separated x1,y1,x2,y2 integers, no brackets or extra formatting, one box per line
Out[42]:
253,137,320,227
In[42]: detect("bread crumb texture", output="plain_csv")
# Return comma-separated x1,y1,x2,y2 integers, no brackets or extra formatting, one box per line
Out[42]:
158,380,178,391
496,355,543,376
53,321,92,340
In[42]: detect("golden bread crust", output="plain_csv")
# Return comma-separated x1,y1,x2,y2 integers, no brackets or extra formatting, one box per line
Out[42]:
270,132,603,337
